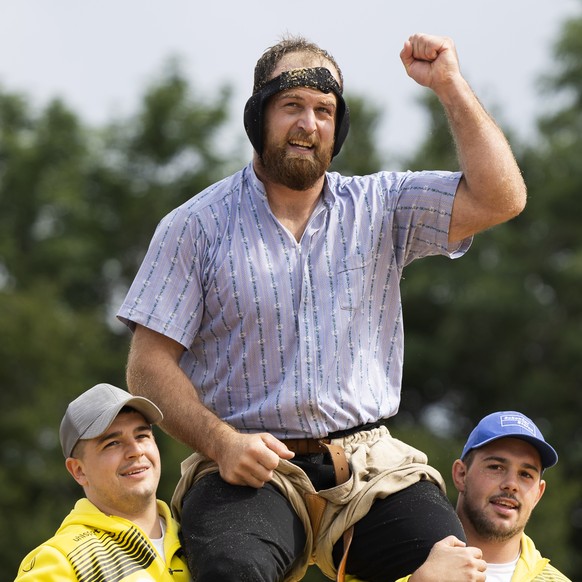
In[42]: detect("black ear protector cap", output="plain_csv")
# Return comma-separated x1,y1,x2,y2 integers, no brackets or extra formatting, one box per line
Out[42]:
243,67,350,158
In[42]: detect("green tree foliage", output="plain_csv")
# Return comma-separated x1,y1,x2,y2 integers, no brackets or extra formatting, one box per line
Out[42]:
394,13,582,574
0,93,123,571
90,60,238,293
0,63,233,576
331,94,384,176
517,12,582,573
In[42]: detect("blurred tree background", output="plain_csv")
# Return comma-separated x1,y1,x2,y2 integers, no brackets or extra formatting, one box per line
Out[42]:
2,9,582,581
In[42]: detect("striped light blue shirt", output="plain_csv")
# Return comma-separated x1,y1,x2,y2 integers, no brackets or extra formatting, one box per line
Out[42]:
117,162,469,439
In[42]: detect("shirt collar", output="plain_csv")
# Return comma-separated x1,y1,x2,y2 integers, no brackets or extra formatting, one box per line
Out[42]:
246,161,336,210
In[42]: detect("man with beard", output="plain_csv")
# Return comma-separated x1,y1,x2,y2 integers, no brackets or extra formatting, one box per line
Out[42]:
117,34,526,581
365,411,569,581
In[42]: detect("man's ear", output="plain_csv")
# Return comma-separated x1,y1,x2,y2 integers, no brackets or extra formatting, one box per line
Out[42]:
533,479,546,508
451,459,467,493
66,457,88,487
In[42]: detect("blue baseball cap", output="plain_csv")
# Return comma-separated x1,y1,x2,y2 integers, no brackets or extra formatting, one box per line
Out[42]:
461,411,558,470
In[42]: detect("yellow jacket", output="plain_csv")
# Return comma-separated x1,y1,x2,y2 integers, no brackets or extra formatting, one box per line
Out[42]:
345,533,570,582
511,533,571,581
15,498,190,581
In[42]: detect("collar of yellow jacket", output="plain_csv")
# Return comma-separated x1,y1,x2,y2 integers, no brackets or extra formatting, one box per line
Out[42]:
512,533,550,580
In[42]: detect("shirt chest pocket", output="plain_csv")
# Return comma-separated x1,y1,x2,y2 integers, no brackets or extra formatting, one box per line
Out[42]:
336,252,373,311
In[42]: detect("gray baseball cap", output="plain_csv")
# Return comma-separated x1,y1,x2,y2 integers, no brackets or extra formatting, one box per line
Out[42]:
59,383,163,458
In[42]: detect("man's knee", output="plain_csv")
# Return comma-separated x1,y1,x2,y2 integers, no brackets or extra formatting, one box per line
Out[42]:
185,531,285,582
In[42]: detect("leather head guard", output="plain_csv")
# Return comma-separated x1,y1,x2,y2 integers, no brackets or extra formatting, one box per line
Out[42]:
243,67,350,158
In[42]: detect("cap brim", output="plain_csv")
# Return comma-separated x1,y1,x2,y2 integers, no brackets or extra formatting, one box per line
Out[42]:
81,396,163,441
466,434,558,469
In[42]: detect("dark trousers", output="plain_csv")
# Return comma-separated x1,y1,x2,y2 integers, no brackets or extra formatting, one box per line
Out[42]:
180,458,465,582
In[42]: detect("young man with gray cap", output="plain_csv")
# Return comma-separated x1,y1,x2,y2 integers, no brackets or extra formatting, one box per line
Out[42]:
15,383,190,581
355,411,569,581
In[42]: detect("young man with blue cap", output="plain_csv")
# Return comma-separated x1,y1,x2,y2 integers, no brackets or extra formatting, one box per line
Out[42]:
450,410,568,581
15,383,190,581
365,411,569,581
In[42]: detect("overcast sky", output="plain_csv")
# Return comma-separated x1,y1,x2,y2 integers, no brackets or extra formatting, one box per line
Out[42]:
1,0,580,159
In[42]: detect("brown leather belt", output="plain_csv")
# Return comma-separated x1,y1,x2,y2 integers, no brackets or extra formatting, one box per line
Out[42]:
283,422,382,456
283,438,330,455
284,438,350,485
283,422,381,483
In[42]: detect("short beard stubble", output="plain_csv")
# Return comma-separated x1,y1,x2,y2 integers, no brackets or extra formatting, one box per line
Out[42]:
461,490,528,543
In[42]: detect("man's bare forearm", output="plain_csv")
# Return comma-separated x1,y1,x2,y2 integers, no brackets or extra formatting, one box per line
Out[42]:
400,34,527,242
126,325,236,459
438,75,526,241
126,325,295,487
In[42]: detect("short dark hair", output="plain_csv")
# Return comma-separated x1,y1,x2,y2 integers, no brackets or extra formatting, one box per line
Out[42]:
253,34,344,94
461,450,476,469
